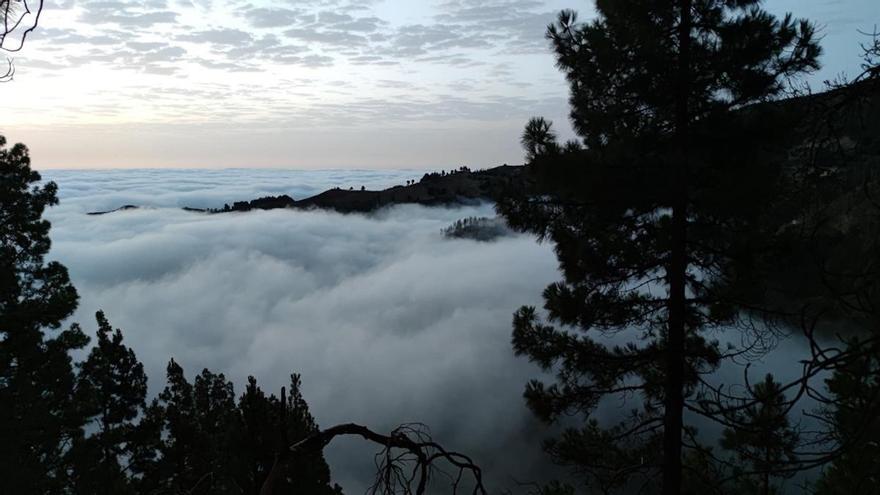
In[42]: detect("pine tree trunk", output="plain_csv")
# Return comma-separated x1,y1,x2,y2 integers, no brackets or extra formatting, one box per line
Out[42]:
663,202,687,495
662,1,691,494
763,450,770,495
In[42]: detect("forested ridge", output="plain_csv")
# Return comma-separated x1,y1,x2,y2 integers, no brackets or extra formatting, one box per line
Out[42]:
85,83,879,223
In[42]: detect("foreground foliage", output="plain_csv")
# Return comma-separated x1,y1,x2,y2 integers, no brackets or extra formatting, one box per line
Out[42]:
498,1,820,493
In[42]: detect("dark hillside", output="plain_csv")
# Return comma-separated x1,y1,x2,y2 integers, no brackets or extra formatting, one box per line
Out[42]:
214,165,525,214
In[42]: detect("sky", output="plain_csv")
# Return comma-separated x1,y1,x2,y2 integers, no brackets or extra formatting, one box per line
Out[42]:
1,0,878,169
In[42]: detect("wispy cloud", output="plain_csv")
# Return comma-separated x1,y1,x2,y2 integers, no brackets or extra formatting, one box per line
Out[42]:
5,0,570,128
1,0,871,168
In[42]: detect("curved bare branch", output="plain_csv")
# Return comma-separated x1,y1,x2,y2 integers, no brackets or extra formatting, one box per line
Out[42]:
261,422,486,495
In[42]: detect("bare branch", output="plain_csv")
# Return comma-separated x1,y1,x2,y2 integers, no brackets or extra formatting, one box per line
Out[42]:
260,422,486,495
1,0,43,82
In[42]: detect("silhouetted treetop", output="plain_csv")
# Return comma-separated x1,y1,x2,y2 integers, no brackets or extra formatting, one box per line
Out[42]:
546,3,819,149
498,1,821,493
0,135,88,492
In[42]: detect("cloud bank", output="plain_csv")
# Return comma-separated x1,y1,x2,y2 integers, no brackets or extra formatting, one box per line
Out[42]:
43,168,567,492
39,167,825,492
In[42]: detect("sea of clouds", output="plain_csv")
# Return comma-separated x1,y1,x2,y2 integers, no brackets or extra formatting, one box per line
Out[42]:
37,168,823,493
40,168,568,492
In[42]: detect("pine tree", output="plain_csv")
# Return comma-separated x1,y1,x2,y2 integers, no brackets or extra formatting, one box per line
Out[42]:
497,2,820,493
191,367,241,493
148,361,244,494
277,374,341,495
152,359,204,493
68,311,148,495
0,135,89,492
238,374,342,495
814,344,880,495
720,374,799,495
142,361,343,494
127,398,166,494
239,376,278,493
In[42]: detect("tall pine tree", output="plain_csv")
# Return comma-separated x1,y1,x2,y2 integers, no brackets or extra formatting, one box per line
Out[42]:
68,311,148,495
148,359,213,493
0,135,88,492
498,2,820,493
239,374,342,495
720,374,799,495
814,344,880,495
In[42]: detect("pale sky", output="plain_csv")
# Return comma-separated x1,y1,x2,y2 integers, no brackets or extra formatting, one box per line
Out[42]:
0,0,876,169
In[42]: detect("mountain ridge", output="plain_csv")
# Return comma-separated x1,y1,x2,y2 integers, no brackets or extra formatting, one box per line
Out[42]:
86,164,525,215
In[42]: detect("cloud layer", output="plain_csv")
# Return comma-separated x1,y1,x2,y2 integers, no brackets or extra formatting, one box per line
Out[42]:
44,168,568,492
37,167,832,493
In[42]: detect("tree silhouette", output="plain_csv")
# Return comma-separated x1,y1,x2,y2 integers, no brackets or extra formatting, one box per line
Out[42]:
807,37,880,491
131,360,344,495
149,359,202,492
497,2,820,493
720,374,799,495
138,360,242,493
260,422,486,495
69,311,148,494
735,33,880,490
0,136,88,492
242,375,342,495
814,346,880,495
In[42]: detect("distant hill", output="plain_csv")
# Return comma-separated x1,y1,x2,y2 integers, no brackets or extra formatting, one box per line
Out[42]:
210,165,525,214
87,79,879,219
85,165,524,216
87,204,140,215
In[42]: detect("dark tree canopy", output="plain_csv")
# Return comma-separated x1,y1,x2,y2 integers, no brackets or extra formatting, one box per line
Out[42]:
69,311,149,494
498,1,820,493
129,361,343,495
719,374,799,495
0,136,88,492
0,137,78,327
813,347,880,495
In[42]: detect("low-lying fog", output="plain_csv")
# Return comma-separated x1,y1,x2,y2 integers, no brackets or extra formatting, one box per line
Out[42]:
40,168,819,493
41,168,566,492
